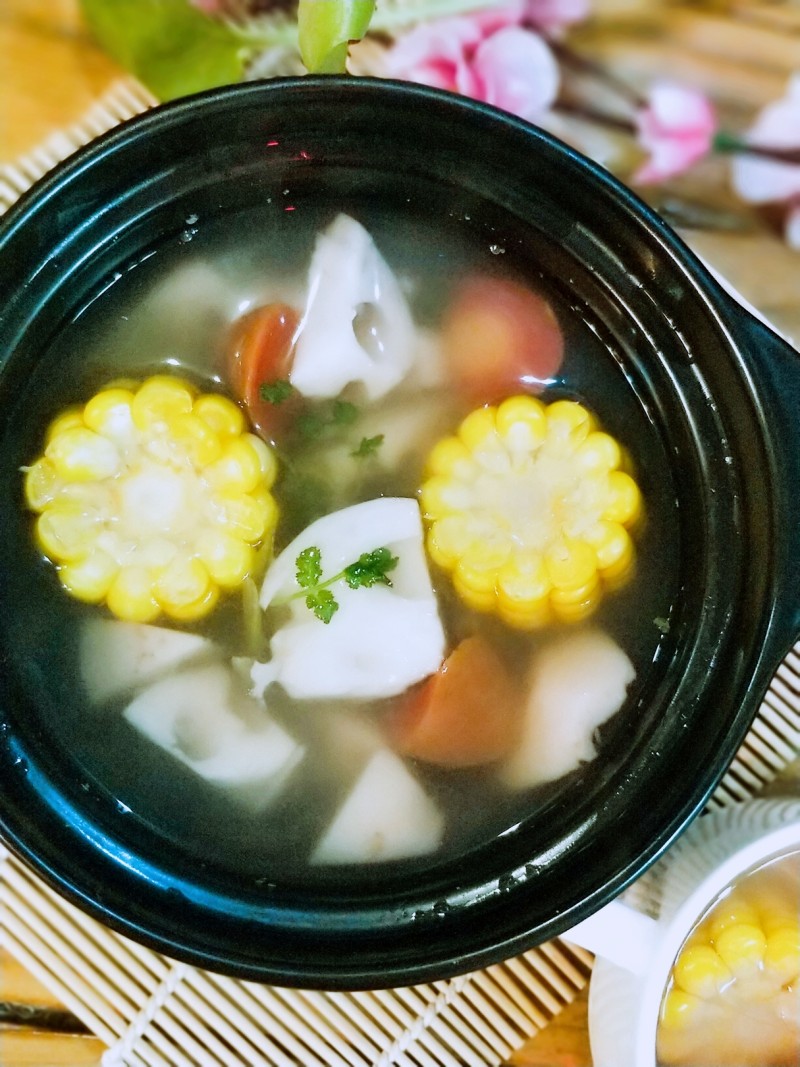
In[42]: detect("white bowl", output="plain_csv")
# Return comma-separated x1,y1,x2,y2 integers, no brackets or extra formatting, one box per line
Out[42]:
568,798,800,1067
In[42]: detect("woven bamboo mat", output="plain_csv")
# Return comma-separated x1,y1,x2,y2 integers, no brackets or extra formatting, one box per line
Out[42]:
1,77,799,1067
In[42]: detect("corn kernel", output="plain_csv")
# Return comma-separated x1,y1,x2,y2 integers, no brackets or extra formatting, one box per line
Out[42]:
107,566,160,623
24,458,61,510
605,470,642,525
458,406,498,450
499,598,552,630
715,922,767,976
497,554,551,626
709,898,760,940
205,437,263,494
45,408,83,443
193,393,245,437
545,538,597,592
83,388,135,443
246,434,279,488
497,552,550,596
36,506,98,562
166,584,219,622
673,944,732,999
764,925,800,983
585,521,633,575
426,436,473,478
420,475,467,520
197,530,254,587
169,413,223,467
551,583,600,623
545,399,594,443
153,556,212,612
496,395,546,446
551,573,600,607
427,516,473,568
453,559,497,611
213,491,275,543
575,431,621,473
660,987,702,1030
131,376,194,429
46,427,121,482
59,550,119,603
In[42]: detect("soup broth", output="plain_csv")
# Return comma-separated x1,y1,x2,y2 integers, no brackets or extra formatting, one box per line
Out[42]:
657,849,800,1067
1,196,680,884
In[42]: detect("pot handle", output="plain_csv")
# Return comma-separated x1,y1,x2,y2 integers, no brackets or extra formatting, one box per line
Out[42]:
725,304,800,646
563,899,659,974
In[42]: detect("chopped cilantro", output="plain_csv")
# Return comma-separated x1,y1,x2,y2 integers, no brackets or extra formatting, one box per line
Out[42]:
305,588,338,624
295,546,323,589
351,434,384,458
343,547,398,589
331,399,359,426
277,544,399,623
297,411,328,440
296,399,361,441
260,379,295,405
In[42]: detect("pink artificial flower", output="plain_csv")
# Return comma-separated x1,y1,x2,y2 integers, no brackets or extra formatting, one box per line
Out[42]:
385,10,560,122
523,0,591,32
633,82,717,184
731,76,800,250
472,28,560,121
189,0,225,12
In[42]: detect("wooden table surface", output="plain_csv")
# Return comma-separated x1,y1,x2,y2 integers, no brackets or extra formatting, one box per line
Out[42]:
1,2,798,1065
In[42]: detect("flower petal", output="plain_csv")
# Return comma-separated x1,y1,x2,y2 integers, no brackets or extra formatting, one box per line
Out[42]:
731,76,800,205
472,28,560,120
633,82,716,184
523,0,591,31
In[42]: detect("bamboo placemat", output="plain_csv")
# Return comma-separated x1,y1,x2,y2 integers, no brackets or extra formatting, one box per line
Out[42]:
1,77,799,1067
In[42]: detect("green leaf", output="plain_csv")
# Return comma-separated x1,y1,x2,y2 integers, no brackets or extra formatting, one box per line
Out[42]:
297,411,328,440
296,546,323,589
343,547,398,589
260,379,295,405
305,588,339,623
331,399,359,426
351,433,384,458
280,543,395,623
80,0,253,100
298,0,376,74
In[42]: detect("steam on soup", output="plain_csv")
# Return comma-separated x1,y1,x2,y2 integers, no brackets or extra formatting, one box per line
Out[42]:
14,207,677,876
657,849,800,1067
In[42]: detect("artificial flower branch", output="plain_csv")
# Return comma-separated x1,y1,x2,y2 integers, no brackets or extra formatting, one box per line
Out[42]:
555,100,800,167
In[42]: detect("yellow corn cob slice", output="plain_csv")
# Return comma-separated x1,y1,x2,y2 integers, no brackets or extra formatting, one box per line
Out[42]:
25,375,279,624
420,396,641,628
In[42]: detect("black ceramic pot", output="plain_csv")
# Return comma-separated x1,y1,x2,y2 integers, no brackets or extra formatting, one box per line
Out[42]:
1,78,799,990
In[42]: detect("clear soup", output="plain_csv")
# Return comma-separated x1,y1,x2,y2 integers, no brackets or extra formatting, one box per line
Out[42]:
3,197,680,884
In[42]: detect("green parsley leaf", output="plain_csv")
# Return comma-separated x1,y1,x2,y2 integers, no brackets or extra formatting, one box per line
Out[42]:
305,588,338,624
277,544,398,623
295,546,323,589
260,379,295,405
297,411,328,440
295,400,360,441
331,399,359,426
343,547,398,589
351,434,384,458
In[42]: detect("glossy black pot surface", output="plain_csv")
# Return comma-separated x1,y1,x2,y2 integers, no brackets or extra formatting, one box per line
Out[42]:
1,78,799,989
